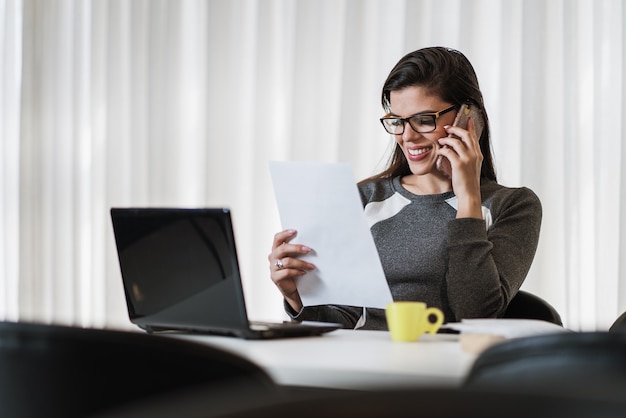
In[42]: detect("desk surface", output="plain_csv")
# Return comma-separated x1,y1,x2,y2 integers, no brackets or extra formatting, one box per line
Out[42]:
175,329,477,390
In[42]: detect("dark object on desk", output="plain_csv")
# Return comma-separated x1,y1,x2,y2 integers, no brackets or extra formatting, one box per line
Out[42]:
110,207,340,339
502,290,563,326
609,310,626,332
463,331,626,403
0,321,277,418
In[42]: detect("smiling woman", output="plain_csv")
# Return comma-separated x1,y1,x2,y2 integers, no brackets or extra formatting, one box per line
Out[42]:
268,47,542,329
1,0,625,331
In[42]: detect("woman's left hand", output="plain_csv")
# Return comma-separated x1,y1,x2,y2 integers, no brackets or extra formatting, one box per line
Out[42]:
437,118,483,219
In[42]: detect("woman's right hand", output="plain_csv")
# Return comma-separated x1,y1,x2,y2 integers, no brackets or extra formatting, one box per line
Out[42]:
268,229,315,313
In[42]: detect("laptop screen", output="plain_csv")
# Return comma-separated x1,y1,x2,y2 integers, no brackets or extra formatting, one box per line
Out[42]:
111,208,250,332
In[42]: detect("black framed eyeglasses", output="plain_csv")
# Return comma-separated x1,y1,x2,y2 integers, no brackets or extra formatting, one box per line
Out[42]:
380,105,457,135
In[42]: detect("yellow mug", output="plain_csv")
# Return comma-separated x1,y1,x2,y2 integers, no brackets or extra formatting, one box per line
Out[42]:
385,302,444,342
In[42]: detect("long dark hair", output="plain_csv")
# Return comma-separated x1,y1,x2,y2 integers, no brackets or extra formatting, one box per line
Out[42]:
363,47,497,183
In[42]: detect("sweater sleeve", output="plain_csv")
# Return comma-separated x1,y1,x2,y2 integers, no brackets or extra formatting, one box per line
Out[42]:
284,301,364,329
445,187,542,321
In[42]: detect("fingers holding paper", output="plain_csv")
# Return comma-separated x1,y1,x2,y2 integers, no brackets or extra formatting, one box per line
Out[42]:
268,229,315,312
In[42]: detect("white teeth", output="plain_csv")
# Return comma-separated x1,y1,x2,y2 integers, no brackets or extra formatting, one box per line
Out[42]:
407,147,430,156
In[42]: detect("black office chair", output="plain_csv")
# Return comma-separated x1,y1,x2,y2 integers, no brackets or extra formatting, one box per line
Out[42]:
501,290,563,326
463,331,626,403
0,321,278,418
609,311,626,332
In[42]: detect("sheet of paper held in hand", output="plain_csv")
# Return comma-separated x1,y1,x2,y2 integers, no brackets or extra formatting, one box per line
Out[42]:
269,161,393,309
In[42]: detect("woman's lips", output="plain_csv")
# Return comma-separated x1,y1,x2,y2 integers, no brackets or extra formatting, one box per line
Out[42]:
406,146,433,161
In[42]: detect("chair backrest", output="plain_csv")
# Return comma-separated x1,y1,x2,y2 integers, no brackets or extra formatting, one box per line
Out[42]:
501,290,563,326
0,321,277,418
463,331,626,403
609,311,626,332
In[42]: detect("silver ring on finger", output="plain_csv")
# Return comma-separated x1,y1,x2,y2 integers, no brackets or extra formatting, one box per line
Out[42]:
275,259,284,270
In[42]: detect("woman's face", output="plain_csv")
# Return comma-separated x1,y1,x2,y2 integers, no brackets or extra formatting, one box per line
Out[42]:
388,86,457,176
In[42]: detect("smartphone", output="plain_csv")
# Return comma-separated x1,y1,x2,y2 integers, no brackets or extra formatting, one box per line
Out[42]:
451,103,484,138
436,103,484,177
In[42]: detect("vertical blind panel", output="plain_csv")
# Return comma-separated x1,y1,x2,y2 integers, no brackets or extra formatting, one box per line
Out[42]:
0,0,22,321
572,0,598,330
542,1,569,320
620,4,626,320
593,0,623,329
90,0,112,326
74,0,94,325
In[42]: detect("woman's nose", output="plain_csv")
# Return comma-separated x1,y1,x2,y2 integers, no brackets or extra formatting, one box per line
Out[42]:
401,121,420,140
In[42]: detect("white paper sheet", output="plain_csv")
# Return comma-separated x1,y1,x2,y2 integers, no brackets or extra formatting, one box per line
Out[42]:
269,161,393,309
440,319,572,339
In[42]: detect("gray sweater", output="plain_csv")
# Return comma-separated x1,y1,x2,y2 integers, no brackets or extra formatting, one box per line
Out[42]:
287,176,542,330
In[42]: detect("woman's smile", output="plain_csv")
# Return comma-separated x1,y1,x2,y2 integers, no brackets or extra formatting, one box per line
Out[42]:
406,145,434,160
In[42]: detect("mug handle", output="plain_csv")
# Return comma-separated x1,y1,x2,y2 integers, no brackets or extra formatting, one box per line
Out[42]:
423,307,444,334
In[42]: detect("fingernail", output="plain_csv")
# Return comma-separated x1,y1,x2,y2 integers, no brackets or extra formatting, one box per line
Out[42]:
301,245,312,253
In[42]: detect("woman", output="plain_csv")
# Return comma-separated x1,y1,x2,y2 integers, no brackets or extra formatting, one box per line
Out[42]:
268,47,542,329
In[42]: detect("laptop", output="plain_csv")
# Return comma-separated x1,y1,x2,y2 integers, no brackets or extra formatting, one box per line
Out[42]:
110,207,341,339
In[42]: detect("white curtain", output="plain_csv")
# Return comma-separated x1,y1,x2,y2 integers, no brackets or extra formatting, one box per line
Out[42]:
1,0,624,331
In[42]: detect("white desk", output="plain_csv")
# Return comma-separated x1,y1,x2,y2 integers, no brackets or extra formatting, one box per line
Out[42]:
174,329,477,390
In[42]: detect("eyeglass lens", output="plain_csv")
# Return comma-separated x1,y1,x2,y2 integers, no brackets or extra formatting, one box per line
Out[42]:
382,114,437,134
